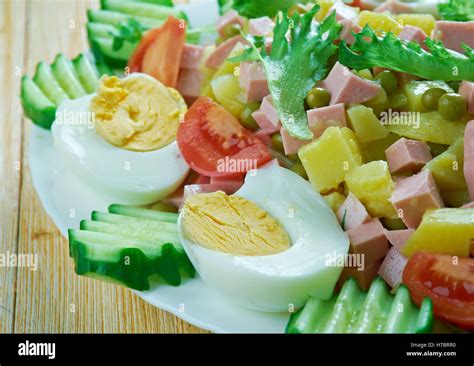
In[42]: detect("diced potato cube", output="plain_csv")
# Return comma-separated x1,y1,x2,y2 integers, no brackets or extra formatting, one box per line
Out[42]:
299,127,363,193
361,133,400,162
345,160,397,218
424,138,466,191
402,208,474,257
385,111,469,145
211,74,246,118
396,14,436,36
441,188,471,208
359,11,403,35
403,80,453,112
323,191,346,213
314,0,336,22
347,105,389,143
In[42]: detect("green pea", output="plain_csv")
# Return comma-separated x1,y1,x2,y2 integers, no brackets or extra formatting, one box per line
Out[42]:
271,133,284,153
221,23,241,39
306,87,331,109
421,88,447,111
240,107,259,131
290,162,308,179
375,70,398,94
438,93,467,121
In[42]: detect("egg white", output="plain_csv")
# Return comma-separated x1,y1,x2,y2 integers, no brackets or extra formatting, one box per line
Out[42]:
51,73,189,205
178,164,350,312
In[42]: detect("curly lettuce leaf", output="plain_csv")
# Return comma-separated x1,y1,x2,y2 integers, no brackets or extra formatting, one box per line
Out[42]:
232,0,310,19
243,6,341,140
339,25,474,82
439,0,474,21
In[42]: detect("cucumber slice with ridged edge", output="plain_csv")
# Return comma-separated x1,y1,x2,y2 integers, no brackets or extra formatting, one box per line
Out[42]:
88,9,165,28
286,277,433,334
20,76,57,129
72,53,100,94
33,62,68,105
100,0,187,21
68,205,194,291
89,36,134,68
51,54,87,99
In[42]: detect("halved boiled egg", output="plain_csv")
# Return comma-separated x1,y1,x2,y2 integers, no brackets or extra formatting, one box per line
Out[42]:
178,163,350,312
52,73,189,205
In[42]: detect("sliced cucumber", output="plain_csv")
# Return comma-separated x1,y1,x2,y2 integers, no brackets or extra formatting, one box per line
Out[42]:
88,9,165,28
90,36,135,68
108,204,179,223
20,76,57,129
32,62,68,105
51,54,87,99
87,22,116,39
90,211,177,234
72,54,100,94
121,0,173,6
101,0,187,21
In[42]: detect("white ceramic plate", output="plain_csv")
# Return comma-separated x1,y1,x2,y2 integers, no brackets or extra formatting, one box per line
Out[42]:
28,1,290,333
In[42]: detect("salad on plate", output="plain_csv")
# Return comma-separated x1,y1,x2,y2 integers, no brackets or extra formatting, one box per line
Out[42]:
21,0,473,333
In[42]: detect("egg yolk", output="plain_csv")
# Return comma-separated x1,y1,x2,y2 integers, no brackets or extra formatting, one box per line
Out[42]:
182,191,291,256
90,75,187,152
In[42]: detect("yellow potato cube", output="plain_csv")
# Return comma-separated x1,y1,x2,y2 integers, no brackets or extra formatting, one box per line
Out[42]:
396,14,436,36
402,208,474,257
314,0,336,22
323,192,346,213
403,80,453,112
211,74,245,118
298,127,363,193
347,105,389,143
424,138,466,191
359,11,403,35
345,160,397,218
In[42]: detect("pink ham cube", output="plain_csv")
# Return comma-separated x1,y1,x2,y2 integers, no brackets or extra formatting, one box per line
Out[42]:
337,258,383,291
464,120,474,200
307,103,347,138
389,170,444,229
346,218,390,264
398,25,427,47
210,175,244,193
216,10,244,38
253,130,273,147
339,20,362,44
459,81,474,114
374,0,413,14
384,228,414,252
385,138,432,174
322,62,381,105
251,96,281,134
329,1,359,23
280,127,309,155
180,44,206,69
239,61,269,102
248,16,274,36
336,192,371,231
205,35,247,69
433,21,474,53
462,202,474,208
176,68,204,106
377,247,408,288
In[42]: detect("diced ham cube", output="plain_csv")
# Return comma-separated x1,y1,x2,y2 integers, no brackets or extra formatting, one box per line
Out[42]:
464,120,474,200
322,62,381,105
216,10,244,38
339,19,362,44
337,258,383,291
210,175,244,193
377,247,408,288
374,0,413,14
253,130,273,147
252,110,279,134
336,192,371,231
462,202,474,208
180,44,206,69
239,61,269,102
162,173,210,209
346,218,390,264
307,103,347,138
432,21,474,53
459,81,474,114
385,138,432,174
328,1,359,23
280,127,309,155
389,170,444,228
176,68,204,106
384,228,414,252
248,16,274,36
205,35,247,69
398,25,427,47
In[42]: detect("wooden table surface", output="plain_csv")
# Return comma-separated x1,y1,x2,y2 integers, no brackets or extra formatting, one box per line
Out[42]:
0,0,207,333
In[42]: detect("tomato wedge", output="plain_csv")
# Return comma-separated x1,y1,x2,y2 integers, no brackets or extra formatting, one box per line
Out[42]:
127,16,186,88
402,252,474,330
177,97,272,177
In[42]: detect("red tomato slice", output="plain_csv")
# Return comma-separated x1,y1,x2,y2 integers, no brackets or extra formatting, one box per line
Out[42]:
403,252,474,330
177,97,272,177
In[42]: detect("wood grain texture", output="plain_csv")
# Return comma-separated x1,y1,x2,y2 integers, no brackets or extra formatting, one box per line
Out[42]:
1,0,207,333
